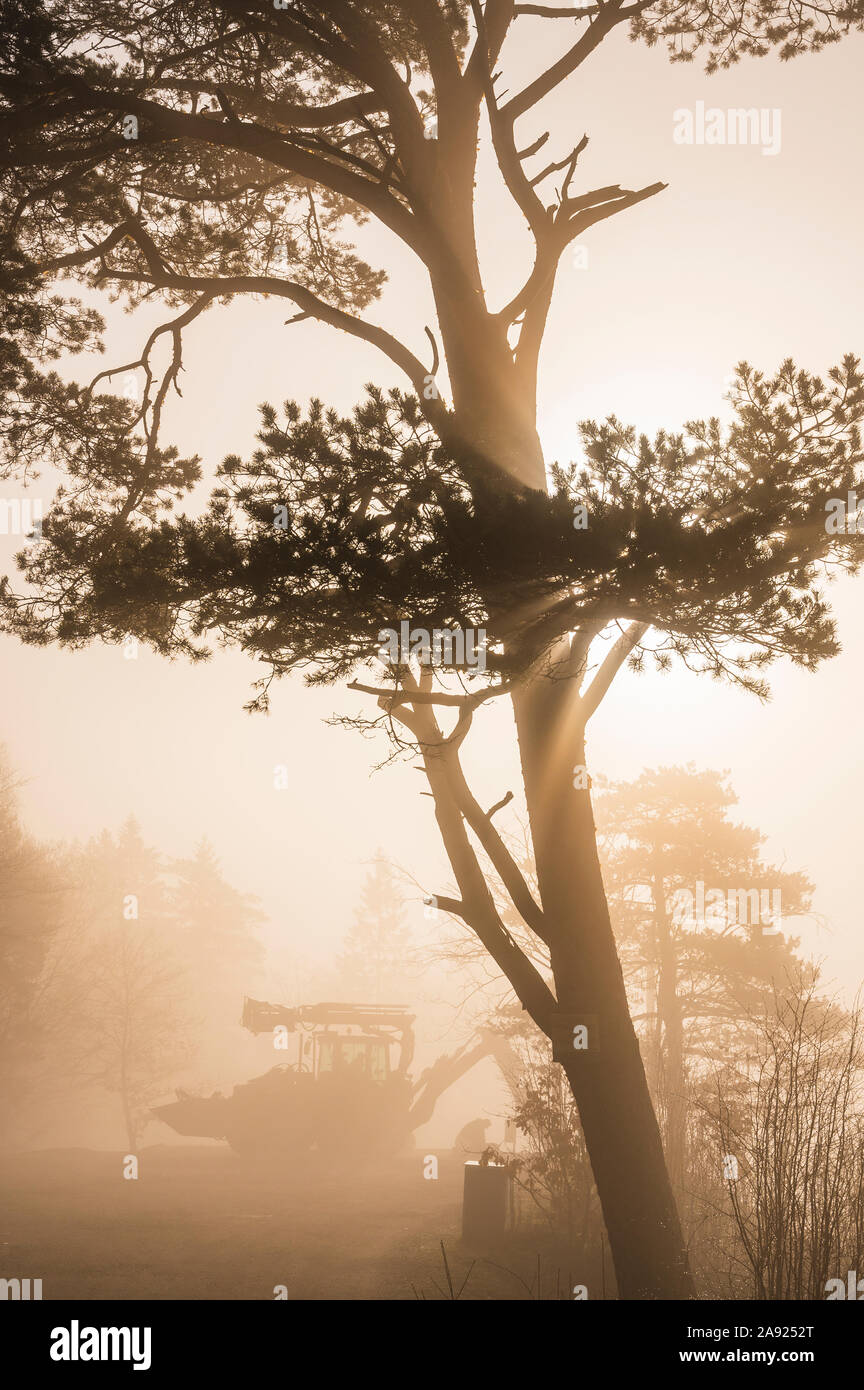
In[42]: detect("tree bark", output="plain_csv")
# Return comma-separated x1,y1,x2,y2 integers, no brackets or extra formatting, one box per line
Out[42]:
432,287,546,491
511,667,693,1299
433,298,692,1295
120,1062,137,1153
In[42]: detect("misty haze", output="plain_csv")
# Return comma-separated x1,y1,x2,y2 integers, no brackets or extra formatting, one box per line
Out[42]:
1,0,863,1337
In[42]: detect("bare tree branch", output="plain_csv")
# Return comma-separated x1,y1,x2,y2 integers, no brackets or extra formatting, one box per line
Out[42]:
58,78,424,257
104,263,449,430
392,688,558,1025
146,80,385,129
579,622,650,723
503,2,628,120
469,0,549,237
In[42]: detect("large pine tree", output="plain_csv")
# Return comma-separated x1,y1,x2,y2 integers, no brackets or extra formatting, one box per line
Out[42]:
2,0,864,1294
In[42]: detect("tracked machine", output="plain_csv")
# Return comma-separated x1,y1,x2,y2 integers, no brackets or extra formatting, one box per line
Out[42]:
153,997,517,1161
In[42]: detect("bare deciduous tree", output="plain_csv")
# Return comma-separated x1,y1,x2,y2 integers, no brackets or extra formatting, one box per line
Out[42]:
709,974,864,1301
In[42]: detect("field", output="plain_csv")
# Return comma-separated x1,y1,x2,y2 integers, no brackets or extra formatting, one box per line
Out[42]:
0,1145,581,1301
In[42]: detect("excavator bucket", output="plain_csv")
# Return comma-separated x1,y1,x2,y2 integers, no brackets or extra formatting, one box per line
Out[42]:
151,1092,230,1141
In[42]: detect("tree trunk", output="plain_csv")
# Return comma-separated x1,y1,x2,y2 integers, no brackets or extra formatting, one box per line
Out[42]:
426,254,547,492
435,315,691,1295
652,852,687,1192
120,1070,137,1152
435,301,545,489
512,671,693,1299
421,138,547,494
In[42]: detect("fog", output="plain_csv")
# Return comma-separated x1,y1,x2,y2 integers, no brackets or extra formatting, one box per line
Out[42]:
2,1,863,1309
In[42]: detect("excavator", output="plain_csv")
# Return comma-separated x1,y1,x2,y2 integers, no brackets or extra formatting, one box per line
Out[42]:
152,997,520,1161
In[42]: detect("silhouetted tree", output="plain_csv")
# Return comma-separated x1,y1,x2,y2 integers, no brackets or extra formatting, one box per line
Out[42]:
84,917,192,1150
709,974,864,1300
172,838,264,1009
2,0,864,1295
337,850,413,1001
58,820,193,1148
494,1014,600,1256
0,744,68,1141
596,767,811,1190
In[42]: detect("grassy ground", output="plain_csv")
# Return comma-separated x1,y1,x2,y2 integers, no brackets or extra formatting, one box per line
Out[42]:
0,1145,581,1300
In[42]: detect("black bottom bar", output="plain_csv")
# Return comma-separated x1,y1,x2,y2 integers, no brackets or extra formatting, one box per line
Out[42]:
5,1298,856,1376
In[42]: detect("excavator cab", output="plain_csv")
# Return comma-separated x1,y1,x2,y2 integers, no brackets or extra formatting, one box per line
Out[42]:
315,1032,389,1082
240,997,416,1078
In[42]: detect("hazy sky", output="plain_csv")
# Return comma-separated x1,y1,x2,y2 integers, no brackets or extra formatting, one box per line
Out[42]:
2,22,863,1000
